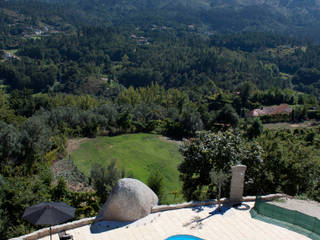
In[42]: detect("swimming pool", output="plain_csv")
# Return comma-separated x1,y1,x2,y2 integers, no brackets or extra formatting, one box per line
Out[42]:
165,235,203,240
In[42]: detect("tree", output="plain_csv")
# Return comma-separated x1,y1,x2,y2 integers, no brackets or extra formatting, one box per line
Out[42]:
0,88,16,123
179,104,203,137
179,131,263,200
19,116,53,168
247,118,263,139
215,104,239,127
291,106,307,122
51,178,68,202
78,111,99,137
0,175,6,238
117,110,133,133
0,173,51,238
0,122,22,165
256,130,320,198
238,81,256,107
9,89,35,117
210,169,229,212
94,104,118,132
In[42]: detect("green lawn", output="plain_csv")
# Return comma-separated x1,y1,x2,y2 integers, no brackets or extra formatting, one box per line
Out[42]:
70,133,184,203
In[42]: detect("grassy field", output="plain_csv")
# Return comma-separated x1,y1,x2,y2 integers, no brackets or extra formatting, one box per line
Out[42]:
70,133,184,203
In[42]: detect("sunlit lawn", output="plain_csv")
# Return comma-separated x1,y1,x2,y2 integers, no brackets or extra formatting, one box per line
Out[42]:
71,133,184,203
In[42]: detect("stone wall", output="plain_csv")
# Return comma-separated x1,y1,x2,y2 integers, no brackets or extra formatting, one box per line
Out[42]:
10,217,94,240
151,193,287,213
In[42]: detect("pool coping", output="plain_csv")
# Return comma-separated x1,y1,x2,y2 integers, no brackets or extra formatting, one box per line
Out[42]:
10,193,287,240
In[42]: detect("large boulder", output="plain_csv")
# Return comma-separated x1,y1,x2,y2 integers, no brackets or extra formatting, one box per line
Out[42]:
96,178,158,222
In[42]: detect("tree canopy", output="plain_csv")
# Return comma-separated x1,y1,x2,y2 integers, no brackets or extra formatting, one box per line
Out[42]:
178,131,263,201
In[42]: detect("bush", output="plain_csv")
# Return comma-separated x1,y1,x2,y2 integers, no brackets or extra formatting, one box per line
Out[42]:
90,161,124,204
247,118,263,139
147,170,164,203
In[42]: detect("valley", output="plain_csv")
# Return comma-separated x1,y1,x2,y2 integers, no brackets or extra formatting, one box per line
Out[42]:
1,0,320,238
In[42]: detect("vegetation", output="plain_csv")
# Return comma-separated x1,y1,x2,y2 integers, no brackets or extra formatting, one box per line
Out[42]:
179,131,263,201
71,134,183,203
147,170,164,203
90,161,125,204
247,118,263,139
1,0,320,238
210,169,230,212
178,128,320,202
256,128,320,199
0,165,99,239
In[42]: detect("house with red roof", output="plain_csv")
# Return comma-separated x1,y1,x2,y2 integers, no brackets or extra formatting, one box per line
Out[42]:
246,104,292,118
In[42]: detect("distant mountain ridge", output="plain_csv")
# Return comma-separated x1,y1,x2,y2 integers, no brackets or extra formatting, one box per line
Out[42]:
2,0,320,41
85,0,320,11
76,0,320,40
218,0,320,17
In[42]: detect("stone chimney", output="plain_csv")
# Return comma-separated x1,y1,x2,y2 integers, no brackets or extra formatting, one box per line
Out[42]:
229,165,247,202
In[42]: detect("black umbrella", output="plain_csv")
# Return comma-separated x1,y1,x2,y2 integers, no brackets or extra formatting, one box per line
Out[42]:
23,202,75,240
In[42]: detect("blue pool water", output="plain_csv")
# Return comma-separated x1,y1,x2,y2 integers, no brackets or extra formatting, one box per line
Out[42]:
165,235,203,240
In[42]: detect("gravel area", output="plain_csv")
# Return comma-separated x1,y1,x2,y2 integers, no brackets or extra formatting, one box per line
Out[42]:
270,197,320,219
51,156,93,192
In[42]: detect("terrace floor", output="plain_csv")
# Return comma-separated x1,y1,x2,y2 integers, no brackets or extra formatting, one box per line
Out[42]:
40,202,310,240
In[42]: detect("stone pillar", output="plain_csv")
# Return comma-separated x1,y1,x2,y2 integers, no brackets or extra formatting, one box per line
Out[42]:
229,165,247,202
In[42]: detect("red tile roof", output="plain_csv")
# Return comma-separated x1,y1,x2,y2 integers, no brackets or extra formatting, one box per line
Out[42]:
247,104,292,117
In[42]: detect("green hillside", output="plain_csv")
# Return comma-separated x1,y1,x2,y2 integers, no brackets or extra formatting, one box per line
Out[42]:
70,133,184,203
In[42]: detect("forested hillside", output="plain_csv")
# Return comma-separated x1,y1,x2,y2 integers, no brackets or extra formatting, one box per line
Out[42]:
2,29,320,97
2,0,320,42
1,0,320,239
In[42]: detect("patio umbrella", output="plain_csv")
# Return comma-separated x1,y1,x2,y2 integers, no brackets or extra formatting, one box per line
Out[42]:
23,202,75,240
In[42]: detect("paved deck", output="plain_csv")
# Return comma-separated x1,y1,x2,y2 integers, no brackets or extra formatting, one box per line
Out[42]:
41,202,310,240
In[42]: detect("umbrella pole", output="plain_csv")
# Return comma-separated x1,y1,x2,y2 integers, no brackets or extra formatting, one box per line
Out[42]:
50,226,52,240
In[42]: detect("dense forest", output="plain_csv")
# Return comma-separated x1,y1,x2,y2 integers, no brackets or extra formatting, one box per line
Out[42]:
2,28,320,97
1,0,320,238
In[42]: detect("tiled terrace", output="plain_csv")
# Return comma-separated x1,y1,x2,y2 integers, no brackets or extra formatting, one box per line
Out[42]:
39,202,310,240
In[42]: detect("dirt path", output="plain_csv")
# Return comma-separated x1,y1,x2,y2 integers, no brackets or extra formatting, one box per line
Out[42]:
158,136,183,145
66,138,89,154
264,120,320,130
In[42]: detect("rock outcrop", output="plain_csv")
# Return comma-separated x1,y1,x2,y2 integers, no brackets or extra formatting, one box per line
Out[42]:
96,178,158,222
